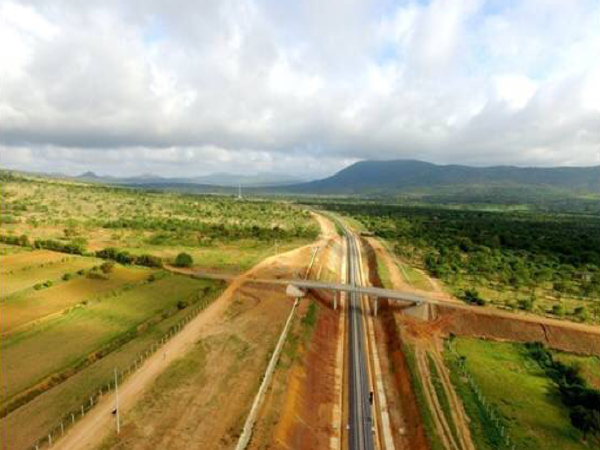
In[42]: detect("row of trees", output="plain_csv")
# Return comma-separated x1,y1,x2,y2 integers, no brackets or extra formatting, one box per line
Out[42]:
0,234,85,255
103,217,318,242
95,248,163,268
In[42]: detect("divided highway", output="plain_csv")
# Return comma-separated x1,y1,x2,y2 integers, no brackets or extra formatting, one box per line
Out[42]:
342,222,376,450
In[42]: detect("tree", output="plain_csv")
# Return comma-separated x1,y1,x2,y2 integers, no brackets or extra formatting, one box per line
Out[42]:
570,406,600,440
100,261,115,274
175,252,193,268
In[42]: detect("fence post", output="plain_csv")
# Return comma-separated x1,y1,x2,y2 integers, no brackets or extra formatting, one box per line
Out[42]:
61,422,64,436
48,434,52,446
81,405,85,417
71,413,75,424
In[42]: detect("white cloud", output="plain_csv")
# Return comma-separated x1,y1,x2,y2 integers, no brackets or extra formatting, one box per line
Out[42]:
0,0,599,177
493,74,538,109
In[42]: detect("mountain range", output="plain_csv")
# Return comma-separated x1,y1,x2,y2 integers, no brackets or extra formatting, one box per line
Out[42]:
279,159,600,195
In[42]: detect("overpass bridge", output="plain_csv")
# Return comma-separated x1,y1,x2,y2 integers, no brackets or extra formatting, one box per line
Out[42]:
249,277,426,315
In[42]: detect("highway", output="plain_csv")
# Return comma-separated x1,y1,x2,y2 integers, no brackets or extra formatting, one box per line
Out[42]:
342,222,376,450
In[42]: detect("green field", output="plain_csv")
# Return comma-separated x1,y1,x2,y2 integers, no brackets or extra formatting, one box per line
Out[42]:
445,337,599,450
0,277,224,450
0,273,217,407
1,265,152,333
0,252,102,299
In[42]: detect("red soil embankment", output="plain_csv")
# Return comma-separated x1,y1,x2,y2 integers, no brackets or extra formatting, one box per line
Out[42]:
270,291,339,449
434,305,600,357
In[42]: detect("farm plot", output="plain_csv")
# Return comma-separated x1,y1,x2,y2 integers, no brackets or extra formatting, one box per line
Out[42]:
0,256,101,299
0,244,29,256
0,250,69,274
0,278,224,450
0,266,152,333
0,274,210,408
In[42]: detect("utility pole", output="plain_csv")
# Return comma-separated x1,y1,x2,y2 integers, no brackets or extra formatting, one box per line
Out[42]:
114,368,120,434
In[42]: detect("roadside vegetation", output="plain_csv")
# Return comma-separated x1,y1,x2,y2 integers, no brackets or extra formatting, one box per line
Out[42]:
445,337,600,450
316,202,600,323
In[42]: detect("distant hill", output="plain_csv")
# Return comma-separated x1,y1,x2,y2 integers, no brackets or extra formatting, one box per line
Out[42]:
74,171,307,187
280,160,600,195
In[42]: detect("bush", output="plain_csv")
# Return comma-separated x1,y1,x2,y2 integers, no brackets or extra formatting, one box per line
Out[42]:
100,261,115,274
136,254,163,268
461,289,486,306
518,298,534,311
174,252,193,268
62,273,73,281
177,300,189,310
552,304,564,316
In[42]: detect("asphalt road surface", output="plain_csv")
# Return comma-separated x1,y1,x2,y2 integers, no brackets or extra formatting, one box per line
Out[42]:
342,222,376,450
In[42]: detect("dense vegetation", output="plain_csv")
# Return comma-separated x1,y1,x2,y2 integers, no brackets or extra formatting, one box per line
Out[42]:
0,172,319,269
317,202,600,322
526,342,600,439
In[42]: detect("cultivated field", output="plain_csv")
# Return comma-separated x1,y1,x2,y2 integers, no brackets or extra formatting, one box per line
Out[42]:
0,172,320,450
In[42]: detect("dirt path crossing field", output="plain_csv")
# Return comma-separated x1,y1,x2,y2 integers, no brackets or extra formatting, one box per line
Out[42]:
50,244,314,450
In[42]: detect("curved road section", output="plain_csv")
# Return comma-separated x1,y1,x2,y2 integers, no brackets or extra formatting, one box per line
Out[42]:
344,224,376,450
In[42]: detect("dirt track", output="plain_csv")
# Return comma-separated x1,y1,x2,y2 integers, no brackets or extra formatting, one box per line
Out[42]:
247,220,343,450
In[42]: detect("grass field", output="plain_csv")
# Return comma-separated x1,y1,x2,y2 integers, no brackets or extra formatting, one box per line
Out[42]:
552,351,600,389
0,244,30,255
0,250,72,274
122,238,309,273
445,337,598,450
0,278,225,450
0,273,216,407
0,253,101,299
1,265,152,333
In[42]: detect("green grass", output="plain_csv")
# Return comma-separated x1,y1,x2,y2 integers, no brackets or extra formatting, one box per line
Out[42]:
1,266,152,332
0,279,224,450
0,244,30,255
402,342,445,450
551,351,600,389
0,274,218,405
280,300,318,369
427,353,461,447
447,337,592,450
376,254,393,289
121,237,310,273
1,256,101,299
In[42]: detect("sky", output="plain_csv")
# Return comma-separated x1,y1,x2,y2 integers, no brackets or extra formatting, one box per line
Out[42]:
0,0,599,179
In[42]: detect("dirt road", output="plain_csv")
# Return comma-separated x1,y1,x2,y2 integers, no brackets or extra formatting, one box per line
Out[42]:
52,244,314,450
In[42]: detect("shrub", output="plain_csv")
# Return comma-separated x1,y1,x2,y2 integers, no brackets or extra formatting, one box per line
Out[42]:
100,261,115,274
177,300,189,310
62,273,73,281
461,289,486,306
174,252,193,268
136,254,163,268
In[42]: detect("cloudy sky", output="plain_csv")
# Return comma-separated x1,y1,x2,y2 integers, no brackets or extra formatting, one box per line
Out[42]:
0,0,599,178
